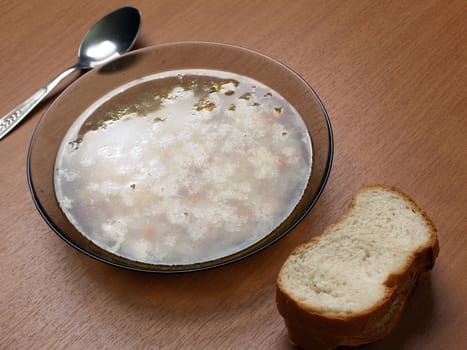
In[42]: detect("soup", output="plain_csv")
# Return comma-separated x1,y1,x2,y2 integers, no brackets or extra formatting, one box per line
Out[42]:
54,69,312,265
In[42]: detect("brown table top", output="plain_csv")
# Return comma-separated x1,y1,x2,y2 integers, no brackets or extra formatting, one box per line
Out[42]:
1,1,466,349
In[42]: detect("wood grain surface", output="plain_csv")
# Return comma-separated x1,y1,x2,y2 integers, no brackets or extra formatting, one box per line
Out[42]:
1,1,466,349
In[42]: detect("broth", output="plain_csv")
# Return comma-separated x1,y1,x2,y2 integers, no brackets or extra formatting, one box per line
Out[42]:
54,69,312,265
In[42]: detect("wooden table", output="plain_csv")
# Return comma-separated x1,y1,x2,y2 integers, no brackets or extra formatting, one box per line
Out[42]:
1,1,466,349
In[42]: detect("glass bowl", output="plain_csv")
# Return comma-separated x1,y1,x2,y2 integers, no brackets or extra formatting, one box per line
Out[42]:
27,41,333,273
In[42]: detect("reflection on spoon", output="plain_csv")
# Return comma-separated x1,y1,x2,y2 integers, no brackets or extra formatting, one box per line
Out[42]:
85,40,119,61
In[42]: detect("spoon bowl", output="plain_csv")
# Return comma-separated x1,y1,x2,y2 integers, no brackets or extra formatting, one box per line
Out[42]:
78,7,141,68
0,6,141,140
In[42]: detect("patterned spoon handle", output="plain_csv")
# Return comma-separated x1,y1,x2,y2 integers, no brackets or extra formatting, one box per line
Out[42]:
0,64,80,141
0,88,48,141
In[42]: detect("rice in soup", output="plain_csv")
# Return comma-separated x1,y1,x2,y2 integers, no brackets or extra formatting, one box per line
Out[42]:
54,69,312,265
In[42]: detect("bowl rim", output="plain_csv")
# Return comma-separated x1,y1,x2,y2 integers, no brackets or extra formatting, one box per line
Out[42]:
26,40,334,273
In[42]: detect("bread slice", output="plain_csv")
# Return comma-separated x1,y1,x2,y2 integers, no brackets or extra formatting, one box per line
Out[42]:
276,185,439,350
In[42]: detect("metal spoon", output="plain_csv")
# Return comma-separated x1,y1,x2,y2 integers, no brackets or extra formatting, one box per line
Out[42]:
0,6,141,141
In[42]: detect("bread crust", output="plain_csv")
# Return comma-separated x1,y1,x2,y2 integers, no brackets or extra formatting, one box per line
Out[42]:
276,185,439,350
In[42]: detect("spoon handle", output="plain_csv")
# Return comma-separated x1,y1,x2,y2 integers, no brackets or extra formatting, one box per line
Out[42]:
0,65,81,141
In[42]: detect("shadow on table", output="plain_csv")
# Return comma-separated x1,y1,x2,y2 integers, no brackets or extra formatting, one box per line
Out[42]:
59,188,335,321
339,273,436,350
72,214,317,314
